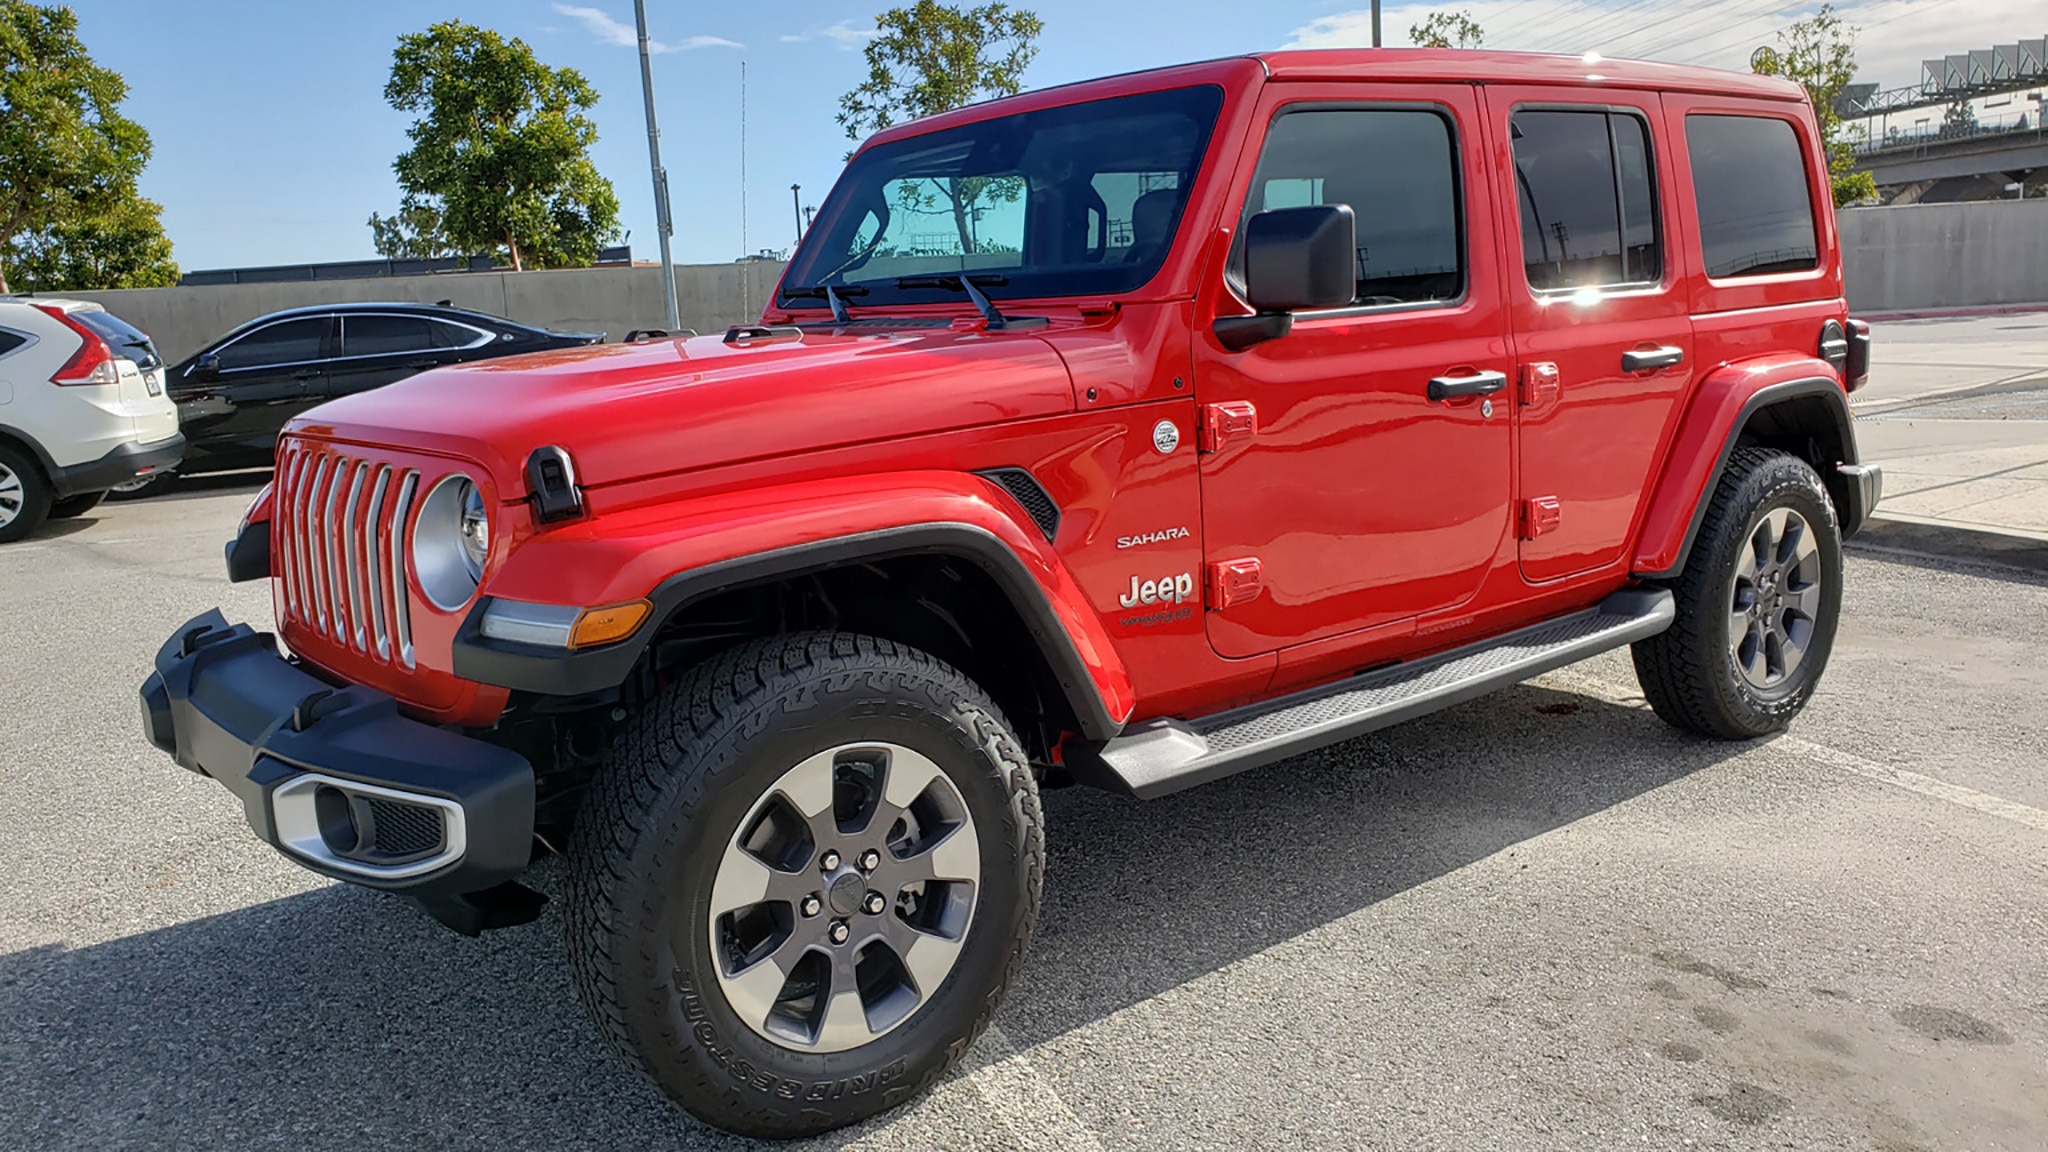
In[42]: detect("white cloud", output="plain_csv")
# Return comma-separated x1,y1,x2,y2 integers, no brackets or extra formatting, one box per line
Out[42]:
1281,0,2043,90
821,22,881,49
551,4,740,53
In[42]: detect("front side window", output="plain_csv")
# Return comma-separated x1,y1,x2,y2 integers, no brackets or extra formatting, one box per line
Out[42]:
1513,109,1662,291
1686,114,1819,278
780,86,1223,308
214,318,328,370
1239,107,1464,306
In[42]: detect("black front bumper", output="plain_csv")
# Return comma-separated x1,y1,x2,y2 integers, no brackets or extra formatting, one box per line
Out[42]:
140,610,541,933
51,433,185,498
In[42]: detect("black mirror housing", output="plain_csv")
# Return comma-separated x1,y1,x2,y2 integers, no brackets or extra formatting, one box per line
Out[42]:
192,352,222,378
1243,204,1357,314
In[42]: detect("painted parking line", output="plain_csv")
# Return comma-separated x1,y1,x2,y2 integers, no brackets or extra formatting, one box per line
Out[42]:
1543,668,2048,835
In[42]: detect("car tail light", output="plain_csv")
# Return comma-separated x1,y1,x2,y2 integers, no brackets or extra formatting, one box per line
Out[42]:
35,304,122,386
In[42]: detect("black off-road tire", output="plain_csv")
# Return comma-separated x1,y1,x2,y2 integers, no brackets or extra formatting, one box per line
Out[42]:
0,444,53,544
564,632,1044,1138
48,491,107,519
1632,447,1843,739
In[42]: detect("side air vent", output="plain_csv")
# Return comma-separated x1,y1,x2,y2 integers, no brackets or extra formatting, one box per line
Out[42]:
978,468,1061,542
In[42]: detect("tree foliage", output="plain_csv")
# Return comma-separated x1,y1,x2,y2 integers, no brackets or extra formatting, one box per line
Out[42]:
380,21,621,270
837,2,1042,256
5,194,177,291
1409,11,1485,49
0,0,166,293
1750,4,1877,207
367,202,461,260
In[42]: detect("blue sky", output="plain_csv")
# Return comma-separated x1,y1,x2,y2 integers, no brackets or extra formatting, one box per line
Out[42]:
72,0,2023,271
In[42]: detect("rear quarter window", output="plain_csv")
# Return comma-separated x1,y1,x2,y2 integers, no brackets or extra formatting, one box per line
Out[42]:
0,329,26,358
1685,114,1819,278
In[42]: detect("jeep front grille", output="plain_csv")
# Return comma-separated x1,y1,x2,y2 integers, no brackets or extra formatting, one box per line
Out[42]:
275,442,420,667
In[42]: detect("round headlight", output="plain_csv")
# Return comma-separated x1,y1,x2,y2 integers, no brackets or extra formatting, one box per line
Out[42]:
413,474,488,611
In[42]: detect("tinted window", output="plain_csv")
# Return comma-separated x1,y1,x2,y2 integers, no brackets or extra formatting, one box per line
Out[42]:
343,314,440,357
215,318,328,370
1242,108,1462,305
0,329,25,358
71,309,163,368
780,86,1223,308
429,319,487,349
1686,114,1819,278
1513,110,1661,290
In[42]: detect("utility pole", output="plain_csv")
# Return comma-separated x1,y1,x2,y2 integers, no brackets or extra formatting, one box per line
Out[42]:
633,0,680,330
791,184,803,244
1371,0,1381,47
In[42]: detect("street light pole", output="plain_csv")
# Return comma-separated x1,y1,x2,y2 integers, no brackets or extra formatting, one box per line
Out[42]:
633,0,680,331
791,184,803,245
1371,0,1381,47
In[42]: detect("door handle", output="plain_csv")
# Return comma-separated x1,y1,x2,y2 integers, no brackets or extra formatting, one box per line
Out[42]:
1621,346,1685,372
1427,370,1509,401
290,368,322,380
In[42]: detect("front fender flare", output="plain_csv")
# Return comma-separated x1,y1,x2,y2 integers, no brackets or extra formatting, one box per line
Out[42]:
454,471,1135,740
1633,356,1859,580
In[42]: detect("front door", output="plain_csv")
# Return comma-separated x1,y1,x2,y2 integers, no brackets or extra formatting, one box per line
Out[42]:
1484,87,1696,583
1194,83,1514,660
197,315,332,467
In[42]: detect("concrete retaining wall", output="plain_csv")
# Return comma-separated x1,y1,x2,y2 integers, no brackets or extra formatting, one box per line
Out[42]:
1840,199,2048,313
60,261,787,363
47,201,2048,356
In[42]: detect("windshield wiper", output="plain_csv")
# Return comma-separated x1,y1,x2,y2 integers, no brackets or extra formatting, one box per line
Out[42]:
780,283,867,324
896,274,1010,329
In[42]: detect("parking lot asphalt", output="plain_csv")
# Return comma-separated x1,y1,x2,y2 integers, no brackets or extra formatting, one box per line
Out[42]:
3,480,2045,1152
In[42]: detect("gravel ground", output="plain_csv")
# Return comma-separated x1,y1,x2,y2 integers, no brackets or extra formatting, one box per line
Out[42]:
2,478,2043,1152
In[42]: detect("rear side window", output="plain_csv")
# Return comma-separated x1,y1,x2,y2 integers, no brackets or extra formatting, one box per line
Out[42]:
216,318,328,370
342,314,440,358
1512,109,1661,291
1685,115,1819,278
1242,107,1463,306
0,329,25,358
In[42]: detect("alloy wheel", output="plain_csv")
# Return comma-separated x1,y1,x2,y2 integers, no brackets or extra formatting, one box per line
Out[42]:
0,461,22,529
707,742,980,1053
1727,506,1823,691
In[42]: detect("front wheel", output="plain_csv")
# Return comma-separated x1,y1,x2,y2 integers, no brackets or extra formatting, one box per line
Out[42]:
1632,447,1844,738
565,633,1043,1138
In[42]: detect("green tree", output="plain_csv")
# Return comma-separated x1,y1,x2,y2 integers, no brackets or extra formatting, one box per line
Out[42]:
837,1,1042,256
1750,4,1877,207
4,194,177,290
1409,11,1484,49
382,21,621,271
367,202,460,260
0,1,159,294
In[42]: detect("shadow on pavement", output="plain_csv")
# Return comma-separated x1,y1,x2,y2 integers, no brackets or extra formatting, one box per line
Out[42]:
0,681,1738,1151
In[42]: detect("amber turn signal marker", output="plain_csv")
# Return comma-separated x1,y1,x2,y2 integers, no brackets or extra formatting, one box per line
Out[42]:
568,600,652,649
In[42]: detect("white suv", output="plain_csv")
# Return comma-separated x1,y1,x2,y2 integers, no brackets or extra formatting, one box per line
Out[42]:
0,297,183,542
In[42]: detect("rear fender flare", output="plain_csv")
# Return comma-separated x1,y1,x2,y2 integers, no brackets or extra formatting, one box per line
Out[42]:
458,471,1135,740
1633,356,1857,580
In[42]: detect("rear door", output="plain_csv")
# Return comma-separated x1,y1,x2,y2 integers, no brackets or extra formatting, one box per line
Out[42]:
327,313,474,399
1194,82,1514,658
1484,86,1696,583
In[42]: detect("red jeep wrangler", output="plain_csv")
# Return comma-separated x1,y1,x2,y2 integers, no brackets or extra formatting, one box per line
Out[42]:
142,50,1879,1137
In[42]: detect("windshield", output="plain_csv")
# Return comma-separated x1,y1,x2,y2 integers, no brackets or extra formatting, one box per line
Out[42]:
72,308,162,370
781,85,1224,310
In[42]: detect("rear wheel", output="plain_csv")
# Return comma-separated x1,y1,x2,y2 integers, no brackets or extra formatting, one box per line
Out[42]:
106,469,176,500
0,446,52,544
1632,447,1843,738
49,491,107,519
565,632,1043,1138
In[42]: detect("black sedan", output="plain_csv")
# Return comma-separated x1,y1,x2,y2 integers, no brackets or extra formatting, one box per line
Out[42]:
114,303,602,496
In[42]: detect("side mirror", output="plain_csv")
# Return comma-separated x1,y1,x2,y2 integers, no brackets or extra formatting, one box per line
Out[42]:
190,352,222,379
1216,204,1357,352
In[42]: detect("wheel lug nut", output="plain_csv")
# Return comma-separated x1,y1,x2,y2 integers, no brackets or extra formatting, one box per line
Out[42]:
858,849,881,872
828,920,849,944
800,895,821,918
864,891,886,915
819,850,841,872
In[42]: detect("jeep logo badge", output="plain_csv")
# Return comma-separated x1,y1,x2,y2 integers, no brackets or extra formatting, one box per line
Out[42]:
1119,572,1195,608
1152,421,1179,455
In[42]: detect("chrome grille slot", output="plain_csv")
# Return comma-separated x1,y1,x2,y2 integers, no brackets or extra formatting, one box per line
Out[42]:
274,442,423,668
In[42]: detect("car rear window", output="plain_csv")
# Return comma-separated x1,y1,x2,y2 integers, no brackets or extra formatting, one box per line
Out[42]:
1685,114,1819,278
71,308,163,369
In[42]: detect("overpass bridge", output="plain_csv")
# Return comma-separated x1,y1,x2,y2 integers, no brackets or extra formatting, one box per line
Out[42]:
1842,37,2046,194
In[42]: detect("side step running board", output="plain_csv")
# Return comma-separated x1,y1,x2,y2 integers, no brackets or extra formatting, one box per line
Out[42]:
1069,588,1674,800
